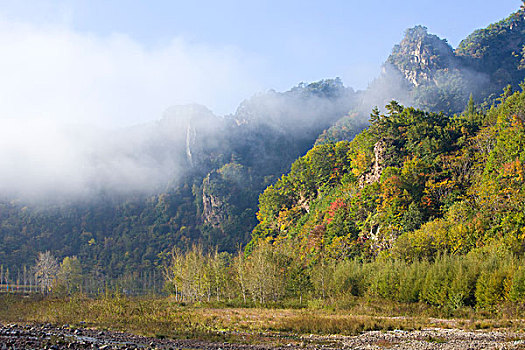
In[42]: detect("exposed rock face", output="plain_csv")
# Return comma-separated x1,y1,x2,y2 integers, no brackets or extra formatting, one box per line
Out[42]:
185,121,197,167
387,26,457,87
297,193,310,213
384,9,525,114
359,139,387,187
160,104,226,169
201,172,226,228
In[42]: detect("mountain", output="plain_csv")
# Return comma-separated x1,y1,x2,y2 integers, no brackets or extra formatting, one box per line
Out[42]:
247,4,525,266
251,85,525,263
2,6,525,288
0,79,358,283
380,6,525,114
456,6,525,92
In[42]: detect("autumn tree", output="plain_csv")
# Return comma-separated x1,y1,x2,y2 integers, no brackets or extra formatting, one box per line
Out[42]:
55,256,83,295
34,251,59,294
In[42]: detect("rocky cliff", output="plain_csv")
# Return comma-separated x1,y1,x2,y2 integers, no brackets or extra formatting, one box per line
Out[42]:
384,8,525,114
387,25,457,87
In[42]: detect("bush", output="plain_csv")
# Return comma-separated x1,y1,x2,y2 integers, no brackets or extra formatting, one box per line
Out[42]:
421,255,478,309
331,259,366,297
368,260,401,300
421,256,451,307
509,267,525,302
398,260,428,302
475,268,512,309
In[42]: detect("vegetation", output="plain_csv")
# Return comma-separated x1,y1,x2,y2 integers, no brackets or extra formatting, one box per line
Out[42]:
161,242,525,313
2,6,525,313
251,84,525,262
149,83,522,314
1,292,524,341
11,82,522,323
456,6,525,91
0,79,357,284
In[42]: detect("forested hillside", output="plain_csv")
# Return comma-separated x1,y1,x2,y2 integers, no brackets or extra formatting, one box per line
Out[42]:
252,85,525,261
165,84,525,313
161,84,525,308
2,5,525,291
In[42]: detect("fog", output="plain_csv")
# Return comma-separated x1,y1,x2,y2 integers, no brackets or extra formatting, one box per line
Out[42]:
0,19,361,202
233,79,357,132
0,20,497,202
357,63,415,115
0,21,260,127
0,20,263,201
0,117,184,200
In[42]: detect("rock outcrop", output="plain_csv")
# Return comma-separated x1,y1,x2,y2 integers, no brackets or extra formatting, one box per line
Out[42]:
387,25,457,87
201,172,227,228
359,139,387,187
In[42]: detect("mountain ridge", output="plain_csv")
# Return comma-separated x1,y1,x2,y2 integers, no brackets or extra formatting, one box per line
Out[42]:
2,6,525,289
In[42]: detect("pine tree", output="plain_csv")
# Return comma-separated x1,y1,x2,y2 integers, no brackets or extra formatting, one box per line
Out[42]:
466,93,476,115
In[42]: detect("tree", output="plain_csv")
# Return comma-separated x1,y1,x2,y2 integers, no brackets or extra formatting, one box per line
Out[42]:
232,248,248,303
55,256,83,295
466,93,476,115
244,241,286,303
163,244,211,302
34,251,59,294
207,248,230,302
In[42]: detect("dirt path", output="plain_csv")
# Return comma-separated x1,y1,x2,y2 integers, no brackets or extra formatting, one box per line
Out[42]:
0,322,524,349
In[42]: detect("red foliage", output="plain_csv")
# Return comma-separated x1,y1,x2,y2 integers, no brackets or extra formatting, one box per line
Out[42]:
326,198,348,224
329,198,346,213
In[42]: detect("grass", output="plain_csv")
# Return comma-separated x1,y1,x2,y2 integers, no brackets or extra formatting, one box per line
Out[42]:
277,313,423,335
0,293,524,344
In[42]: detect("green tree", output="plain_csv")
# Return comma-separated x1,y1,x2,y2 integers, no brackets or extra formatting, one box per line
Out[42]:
55,256,83,295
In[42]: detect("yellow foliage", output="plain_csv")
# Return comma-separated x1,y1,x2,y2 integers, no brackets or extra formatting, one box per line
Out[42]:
501,158,524,183
351,151,370,177
277,206,304,232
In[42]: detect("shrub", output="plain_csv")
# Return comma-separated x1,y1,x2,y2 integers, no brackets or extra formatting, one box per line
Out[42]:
509,267,525,302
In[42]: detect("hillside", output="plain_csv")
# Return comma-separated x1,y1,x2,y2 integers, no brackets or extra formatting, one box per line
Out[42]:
161,85,525,308
0,79,359,284
2,5,525,290
251,84,525,261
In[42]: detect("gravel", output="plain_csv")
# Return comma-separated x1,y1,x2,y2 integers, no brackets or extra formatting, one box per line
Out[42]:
0,323,523,349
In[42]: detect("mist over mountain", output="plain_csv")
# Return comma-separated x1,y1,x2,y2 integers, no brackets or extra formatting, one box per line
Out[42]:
0,79,358,280
1,5,525,285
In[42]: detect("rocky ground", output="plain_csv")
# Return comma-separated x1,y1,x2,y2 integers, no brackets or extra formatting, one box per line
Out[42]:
312,328,525,349
0,323,524,349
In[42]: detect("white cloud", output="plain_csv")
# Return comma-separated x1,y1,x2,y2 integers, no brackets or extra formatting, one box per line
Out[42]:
0,19,264,200
0,19,262,127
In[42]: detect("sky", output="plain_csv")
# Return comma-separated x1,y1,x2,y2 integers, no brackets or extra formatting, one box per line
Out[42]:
0,0,520,127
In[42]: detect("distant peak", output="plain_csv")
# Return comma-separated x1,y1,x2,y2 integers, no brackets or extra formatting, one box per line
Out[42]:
289,78,348,99
387,26,456,87
397,25,451,50
161,104,216,121
404,25,429,39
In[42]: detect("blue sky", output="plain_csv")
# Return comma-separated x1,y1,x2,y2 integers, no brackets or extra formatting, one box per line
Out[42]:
0,0,520,125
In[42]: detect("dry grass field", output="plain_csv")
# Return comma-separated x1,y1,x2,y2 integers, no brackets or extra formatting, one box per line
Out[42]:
1,293,524,343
